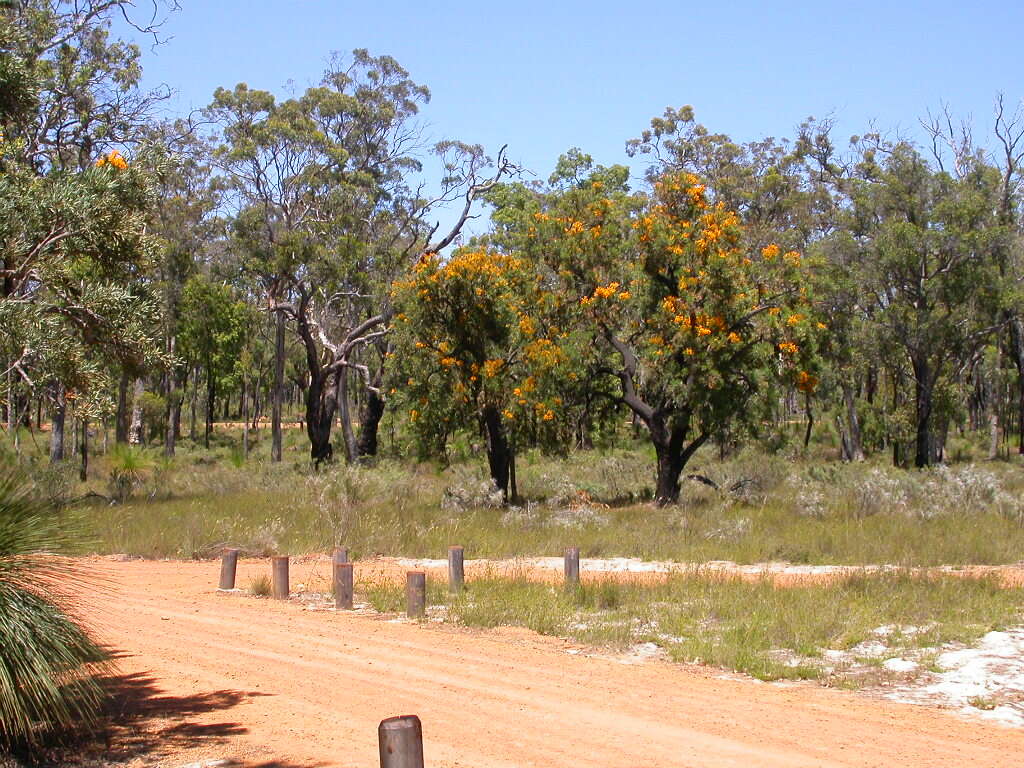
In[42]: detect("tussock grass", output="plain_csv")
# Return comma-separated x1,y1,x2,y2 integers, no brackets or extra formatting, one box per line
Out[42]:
359,571,1024,682
248,573,272,597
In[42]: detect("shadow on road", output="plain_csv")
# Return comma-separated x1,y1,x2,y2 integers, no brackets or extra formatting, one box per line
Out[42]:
28,651,327,768
99,668,257,756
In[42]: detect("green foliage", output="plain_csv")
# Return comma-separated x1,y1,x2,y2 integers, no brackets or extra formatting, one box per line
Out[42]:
0,467,107,752
107,443,150,502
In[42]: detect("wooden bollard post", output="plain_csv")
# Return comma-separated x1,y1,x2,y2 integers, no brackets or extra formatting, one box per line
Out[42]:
406,571,426,618
448,545,464,593
332,546,349,595
218,548,239,590
378,714,424,768
271,555,289,600
564,546,580,587
334,561,354,610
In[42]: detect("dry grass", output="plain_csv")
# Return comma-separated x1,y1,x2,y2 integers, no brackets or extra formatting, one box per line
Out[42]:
356,570,1024,683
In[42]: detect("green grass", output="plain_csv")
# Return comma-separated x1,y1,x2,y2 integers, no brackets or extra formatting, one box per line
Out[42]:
356,571,1024,682
6,424,1024,566
59,442,1024,567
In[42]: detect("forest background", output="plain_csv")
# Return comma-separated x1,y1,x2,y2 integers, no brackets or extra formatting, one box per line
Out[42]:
4,0,1024,537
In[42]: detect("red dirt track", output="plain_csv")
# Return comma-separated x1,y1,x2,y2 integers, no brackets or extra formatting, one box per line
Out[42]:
79,558,1024,767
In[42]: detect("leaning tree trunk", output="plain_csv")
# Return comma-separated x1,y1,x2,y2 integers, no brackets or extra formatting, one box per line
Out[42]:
271,312,285,463
481,405,513,502
49,385,66,464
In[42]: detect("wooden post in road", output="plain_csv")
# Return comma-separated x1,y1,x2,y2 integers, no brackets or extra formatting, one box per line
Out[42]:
218,548,239,590
448,545,464,593
379,714,424,768
271,556,289,600
406,571,426,618
334,561,354,610
565,546,580,587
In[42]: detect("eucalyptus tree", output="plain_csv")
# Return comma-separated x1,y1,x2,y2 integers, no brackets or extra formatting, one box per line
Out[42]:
211,50,515,466
813,134,1007,467
177,274,247,448
145,121,222,455
921,99,1024,454
0,0,173,459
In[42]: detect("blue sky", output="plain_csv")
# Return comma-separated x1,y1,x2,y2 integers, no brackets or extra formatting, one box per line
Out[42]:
119,0,1024,233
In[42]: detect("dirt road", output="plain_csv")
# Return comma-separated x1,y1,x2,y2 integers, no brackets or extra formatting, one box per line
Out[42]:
79,558,1023,768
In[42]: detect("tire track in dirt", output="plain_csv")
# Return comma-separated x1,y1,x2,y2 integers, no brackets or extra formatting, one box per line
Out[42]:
80,559,1024,767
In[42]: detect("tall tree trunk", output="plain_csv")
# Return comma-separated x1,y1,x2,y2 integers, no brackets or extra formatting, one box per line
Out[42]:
5,367,13,433
129,378,145,445
356,387,385,458
49,385,66,464
338,369,358,463
271,312,285,463
79,418,88,482
508,445,518,503
803,392,814,450
251,386,261,432
988,412,1000,460
116,368,131,444
204,362,215,449
912,356,934,469
481,405,512,501
841,383,865,461
1007,318,1024,454
189,367,198,441
165,369,185,458
242,375,249,459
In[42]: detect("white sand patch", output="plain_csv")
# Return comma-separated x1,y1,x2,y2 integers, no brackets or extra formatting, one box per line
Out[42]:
883,658,918,673
886,628,1024,727
392,555,1024,582
851,639,888,657
618,642,669,665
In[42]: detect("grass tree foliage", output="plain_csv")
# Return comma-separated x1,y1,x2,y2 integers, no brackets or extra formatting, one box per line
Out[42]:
0,467,107,754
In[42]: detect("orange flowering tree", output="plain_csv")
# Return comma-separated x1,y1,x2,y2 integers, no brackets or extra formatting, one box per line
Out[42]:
487,153,644,447
392,249,572,500
524,169,822,504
